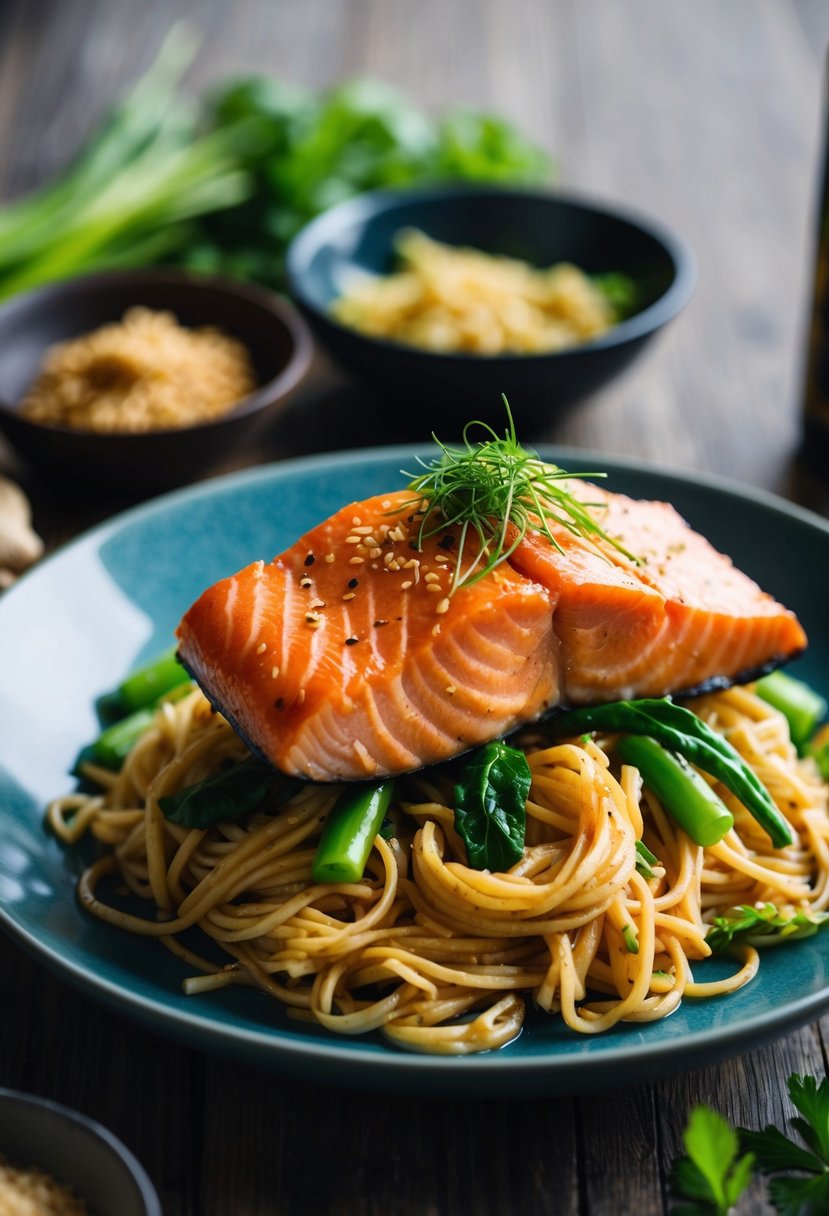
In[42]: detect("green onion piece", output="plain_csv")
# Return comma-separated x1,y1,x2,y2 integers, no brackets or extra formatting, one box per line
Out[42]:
117,646,191,713
622,924,640,954
635,838,659,879
86,706,157,770
755,671,828,753
312,780,395,884
618,735,734,847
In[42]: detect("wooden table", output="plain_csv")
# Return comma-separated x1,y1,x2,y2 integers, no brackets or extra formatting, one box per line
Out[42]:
2,2,829,1212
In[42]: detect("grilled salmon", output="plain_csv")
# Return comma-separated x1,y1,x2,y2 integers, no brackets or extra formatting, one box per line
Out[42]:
176,483,806,781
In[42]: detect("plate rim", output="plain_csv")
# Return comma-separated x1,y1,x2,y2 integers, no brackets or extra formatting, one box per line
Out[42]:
2,445,829,1090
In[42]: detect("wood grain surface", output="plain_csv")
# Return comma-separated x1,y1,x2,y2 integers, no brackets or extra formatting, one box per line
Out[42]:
2,3,829,1213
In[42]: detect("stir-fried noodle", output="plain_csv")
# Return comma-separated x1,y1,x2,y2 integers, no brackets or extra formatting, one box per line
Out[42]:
49,686,829,1054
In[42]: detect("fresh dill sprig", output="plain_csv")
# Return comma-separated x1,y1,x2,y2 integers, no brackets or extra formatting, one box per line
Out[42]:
403,399,635,594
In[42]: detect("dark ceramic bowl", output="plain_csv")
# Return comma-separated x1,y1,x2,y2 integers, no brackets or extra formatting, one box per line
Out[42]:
286,185,696,433
0,269,313,494
0,1088,161,1216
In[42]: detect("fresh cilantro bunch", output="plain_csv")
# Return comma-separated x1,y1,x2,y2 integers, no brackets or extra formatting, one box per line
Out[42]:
671,1074,829,1215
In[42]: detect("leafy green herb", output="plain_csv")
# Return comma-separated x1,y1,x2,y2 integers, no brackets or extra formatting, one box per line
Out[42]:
591,271,640,320
453,740,531,871
405,401,633,594
0,38,552,299
706,904,829,955
671,1105,754,1216
548,696,793,849
185,77,552,287
739,1075,829,1216
670,1074,829,1215
635,838,660,879
158,757,296,828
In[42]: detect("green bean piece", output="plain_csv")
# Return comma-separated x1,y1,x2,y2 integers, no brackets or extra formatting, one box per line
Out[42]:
617,735,734,847
548,698,792,848
755,670,828,753
118,646,191,713
312,780,396,884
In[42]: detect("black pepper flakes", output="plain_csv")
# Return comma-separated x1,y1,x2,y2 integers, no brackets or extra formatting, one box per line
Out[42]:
373,619,389,627
348,578,359,589
274,698,284,709
345,637,359,646
439,534,456,550
304,553,315,566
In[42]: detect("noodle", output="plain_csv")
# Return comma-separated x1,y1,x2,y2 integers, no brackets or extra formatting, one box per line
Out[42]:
49,686,829,1055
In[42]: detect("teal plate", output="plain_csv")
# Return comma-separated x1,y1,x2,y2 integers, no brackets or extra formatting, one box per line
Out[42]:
2,448,828,1097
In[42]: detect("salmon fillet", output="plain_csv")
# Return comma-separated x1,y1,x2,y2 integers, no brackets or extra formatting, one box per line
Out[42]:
176,483,806,781
177,491,559,781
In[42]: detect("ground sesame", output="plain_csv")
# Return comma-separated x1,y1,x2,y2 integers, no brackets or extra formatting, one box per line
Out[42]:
296,688,306,704
324,553,335,563
426,583,442,593
446,685,457,695
271,665,280,678
401,580,413,590
352,516,362,525
436,598,450,614
369,547,382,558
349,556,365,565
256,642,267,654
346,536,362,545
381,499,392,508
342,592,356,600
424,572,440,583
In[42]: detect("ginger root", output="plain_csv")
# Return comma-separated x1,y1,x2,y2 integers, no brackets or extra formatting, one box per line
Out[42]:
0,475,43,586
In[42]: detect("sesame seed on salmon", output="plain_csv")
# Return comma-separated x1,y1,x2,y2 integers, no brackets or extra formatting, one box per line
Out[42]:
176,484,806,782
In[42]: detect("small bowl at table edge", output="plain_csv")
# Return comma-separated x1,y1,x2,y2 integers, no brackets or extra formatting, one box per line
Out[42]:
0,1087,161,1216
0,269,314,496
285,184,697,433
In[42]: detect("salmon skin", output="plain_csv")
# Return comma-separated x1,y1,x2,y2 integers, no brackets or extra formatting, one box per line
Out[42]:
176,484,806,782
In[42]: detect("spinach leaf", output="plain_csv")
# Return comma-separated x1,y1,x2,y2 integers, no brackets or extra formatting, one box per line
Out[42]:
159,756,292,828
453,740,531,871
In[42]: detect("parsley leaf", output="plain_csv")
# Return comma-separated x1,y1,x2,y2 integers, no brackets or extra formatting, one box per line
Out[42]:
737,1075,829,1216
670,1105,754,1215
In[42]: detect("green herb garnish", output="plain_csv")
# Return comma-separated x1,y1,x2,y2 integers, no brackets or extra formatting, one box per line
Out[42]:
405,401,634,594
705,903,829,955
671,1074,829,1215
670,1105,754,1216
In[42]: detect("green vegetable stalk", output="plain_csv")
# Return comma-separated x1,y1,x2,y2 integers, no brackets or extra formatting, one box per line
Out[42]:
117,646,191,713
312,780,395,883
617,735,734,847
755,670,828,754
547,697,792,849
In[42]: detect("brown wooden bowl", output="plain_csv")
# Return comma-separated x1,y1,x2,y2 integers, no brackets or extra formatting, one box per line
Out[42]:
0,269,313,496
